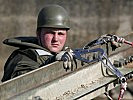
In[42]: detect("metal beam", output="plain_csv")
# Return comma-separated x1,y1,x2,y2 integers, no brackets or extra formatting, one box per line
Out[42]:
0,34,133,100
0,47,133,100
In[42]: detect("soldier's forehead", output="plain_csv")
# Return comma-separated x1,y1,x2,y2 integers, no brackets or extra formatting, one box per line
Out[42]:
42,28,67,32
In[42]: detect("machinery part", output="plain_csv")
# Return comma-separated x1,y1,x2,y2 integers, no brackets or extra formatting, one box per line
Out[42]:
83,34,133,49
33,96,43,100
113,60,122,68
119,58,126,66
73,48,104,64
73,47,127,100
124,40,133,47
73,48,126,83
129,56,133,62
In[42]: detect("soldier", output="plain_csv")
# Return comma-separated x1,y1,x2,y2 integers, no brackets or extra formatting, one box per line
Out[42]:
1,5,73,82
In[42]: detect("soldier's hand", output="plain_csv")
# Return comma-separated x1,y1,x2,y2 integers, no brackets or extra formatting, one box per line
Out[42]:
112,35,125,43
56,49,76,71
111,35,125,50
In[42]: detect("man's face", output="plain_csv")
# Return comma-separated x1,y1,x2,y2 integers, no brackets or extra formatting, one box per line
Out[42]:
39,28,67,53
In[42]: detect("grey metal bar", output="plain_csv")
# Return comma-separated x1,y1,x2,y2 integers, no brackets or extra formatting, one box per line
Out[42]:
0,47,132,100
0,34,133,100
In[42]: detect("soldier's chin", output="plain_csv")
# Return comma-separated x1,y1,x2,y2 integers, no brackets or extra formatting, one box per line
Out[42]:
50,47,61,53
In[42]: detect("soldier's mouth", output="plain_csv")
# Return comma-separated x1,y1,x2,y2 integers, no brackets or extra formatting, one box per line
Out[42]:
52,44,59,47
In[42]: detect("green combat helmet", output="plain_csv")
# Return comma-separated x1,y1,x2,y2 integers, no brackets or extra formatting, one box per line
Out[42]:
37,5,70,30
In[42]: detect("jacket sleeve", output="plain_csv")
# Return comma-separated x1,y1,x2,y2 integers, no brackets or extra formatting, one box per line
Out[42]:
10,54,41,79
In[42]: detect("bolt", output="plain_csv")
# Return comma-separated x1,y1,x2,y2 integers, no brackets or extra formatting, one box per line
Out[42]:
126,73,133,80
125,57,130,63
129,56,133,62
124,58,128,65
93,53,98,59
119,58,125,66
33,96,43,100
113,60,121,67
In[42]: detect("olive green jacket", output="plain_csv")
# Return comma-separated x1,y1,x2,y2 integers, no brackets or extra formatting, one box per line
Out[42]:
1,37,56,82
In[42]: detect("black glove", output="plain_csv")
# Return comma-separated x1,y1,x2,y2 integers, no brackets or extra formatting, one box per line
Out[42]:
56,47,77,71
98,34,125,51
111,35,125,51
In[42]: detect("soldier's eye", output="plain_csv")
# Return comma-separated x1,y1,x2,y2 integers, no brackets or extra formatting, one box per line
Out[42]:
45,31,55,34
58,32,64,35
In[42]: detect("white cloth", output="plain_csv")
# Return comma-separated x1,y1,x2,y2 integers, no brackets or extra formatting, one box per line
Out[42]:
35,49,52,56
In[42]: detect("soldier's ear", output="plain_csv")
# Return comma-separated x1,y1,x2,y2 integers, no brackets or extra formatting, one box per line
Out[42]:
36,28,42,38
36,29,42,46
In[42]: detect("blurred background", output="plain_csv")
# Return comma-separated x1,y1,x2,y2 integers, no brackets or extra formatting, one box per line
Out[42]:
0,0,133,99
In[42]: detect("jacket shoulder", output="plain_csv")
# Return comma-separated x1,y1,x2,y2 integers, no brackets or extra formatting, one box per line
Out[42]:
1,48,40,82
3,36,45,50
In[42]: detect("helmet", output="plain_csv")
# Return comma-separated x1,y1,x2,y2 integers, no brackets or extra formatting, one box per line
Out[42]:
37,5,70,30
